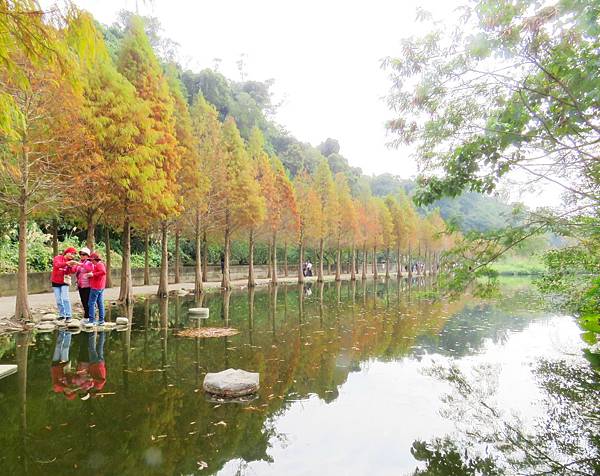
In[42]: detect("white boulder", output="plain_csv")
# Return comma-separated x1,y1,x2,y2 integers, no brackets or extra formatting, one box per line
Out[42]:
203,369,259,397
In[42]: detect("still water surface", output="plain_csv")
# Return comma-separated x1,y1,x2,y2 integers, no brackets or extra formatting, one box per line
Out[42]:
0,278,597,475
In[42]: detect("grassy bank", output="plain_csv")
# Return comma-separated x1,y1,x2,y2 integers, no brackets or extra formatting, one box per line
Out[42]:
490,255,546,276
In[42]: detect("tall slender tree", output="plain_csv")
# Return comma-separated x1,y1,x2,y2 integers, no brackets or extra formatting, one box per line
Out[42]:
116,15,180,303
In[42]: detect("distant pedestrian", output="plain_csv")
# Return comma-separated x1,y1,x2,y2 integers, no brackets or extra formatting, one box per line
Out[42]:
76,247,93,323
87,253,107,326
51,247,78,323
306,260,313,277
220,253,225,274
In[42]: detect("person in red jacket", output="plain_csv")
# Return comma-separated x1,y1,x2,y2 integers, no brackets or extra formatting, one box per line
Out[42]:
51,247,78,322
87,252,107,326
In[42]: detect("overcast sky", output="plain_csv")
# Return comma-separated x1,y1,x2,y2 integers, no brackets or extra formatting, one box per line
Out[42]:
62,0,464,179
55,0,560,208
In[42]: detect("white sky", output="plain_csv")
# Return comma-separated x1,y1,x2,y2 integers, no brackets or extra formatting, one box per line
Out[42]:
61,0,462,179
51,0,560,208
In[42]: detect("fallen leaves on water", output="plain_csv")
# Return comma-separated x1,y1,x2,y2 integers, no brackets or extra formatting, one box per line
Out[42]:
214,421,227,427
176,328,239,338
197,461,208,470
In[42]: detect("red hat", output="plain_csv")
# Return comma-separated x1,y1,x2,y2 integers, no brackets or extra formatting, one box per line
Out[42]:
89,252,102,261
63,247,77,255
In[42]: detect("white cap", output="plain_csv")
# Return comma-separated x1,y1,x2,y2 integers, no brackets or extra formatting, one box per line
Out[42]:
79,247,91,255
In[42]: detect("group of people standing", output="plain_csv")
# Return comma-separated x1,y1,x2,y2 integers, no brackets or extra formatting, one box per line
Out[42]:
51,247,107,326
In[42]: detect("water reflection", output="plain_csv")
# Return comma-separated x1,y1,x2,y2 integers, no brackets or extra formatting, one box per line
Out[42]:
50,330,107,401
0,279,594,475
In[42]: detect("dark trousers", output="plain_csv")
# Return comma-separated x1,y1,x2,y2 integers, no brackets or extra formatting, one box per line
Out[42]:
78,287,91,320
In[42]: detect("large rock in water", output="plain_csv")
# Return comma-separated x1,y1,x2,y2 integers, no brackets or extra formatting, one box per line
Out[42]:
203,369,259,397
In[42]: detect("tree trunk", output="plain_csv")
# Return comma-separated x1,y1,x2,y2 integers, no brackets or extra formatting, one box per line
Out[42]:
86,211,95,251
397,246,402,278
298,235,305,284
202,231,208,282
284,241,288,277
143,233,150,285
408,243,413,278
271,232,278,285
362,243,367,280
51,219,58,257
118,217,132,303
317,238,324,282
174,229,181,284
157,221,169,297
350,242,356,281
248,228,256,288
221,214,231,290
335,241,341,281
15,201,30,320
194,211,203,296
267,242,272,279
385,247,390,279
373,247,379,279
105,226,112,288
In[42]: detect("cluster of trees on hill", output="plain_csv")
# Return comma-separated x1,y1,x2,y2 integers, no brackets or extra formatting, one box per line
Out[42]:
0,3,461,320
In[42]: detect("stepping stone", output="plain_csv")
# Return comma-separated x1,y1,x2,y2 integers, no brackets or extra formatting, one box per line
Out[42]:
36,322,56,332
103,322,117,329
0,365,17,380
41,313,57,321
189,308,209,318
116,317,129,325
67,319,81,329
176,290,189,296
203,369,259,397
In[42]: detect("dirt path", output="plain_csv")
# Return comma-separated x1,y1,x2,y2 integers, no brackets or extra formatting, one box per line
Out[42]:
0,273,356,329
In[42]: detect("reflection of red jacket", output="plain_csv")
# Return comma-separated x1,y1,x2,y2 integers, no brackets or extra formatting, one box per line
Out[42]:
51,364,67,393
89,262,106,290
90,362,106,391
51,255,76,285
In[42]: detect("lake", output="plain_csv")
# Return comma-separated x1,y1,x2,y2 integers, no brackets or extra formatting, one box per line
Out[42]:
0,278,598,475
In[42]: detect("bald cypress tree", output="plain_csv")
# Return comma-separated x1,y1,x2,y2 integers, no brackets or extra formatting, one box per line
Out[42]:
117,15,182,300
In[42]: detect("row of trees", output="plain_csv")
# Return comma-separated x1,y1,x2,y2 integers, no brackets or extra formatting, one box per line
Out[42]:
384,0,600,306
0,3,455,320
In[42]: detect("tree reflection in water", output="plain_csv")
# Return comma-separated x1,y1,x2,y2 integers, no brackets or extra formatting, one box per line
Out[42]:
414,359,599,475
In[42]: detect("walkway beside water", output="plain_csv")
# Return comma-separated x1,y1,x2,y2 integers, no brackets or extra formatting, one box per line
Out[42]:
0,273,361,323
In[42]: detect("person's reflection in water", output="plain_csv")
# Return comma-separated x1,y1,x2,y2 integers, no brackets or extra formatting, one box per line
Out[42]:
51,330,73,398
84,331,107,400
304,282,312,296
51,331,106,400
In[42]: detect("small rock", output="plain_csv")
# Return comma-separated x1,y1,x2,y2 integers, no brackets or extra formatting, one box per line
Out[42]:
116,317,129,325
41,313,57,321
189,307,209,317
203,369,259,397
